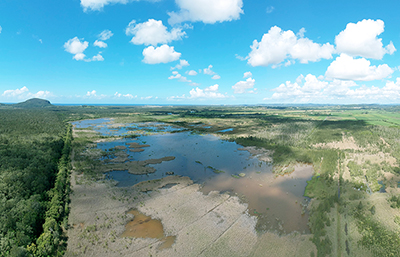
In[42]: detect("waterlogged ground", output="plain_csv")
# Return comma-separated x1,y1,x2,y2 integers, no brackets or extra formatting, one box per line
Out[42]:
72,118,313,233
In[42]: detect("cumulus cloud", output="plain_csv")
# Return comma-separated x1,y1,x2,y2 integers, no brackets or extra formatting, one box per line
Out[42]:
243,71,252,78
203,65,216,75
168,0,243,25
126,19,186,46
171,59,190,70
325,54,393,81
86,90,97,97
212,75,221,80
189,84,226,98
115,92,136,99
187,70,198,76
91,53,105,61
2,86,29,97
266,74,400,103
335,19,396,59
2,86,52,100
205,84,219,92
94,40,107,48
64,37,89,61
32,91,52,99
169,84,227,100
168,71,195,84
93,30,112,48
247,26,334,67
232,77,256,94
142,44,181,64
268,74,332,102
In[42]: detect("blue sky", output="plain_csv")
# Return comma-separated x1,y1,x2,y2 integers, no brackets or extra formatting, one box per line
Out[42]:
0,0,399,104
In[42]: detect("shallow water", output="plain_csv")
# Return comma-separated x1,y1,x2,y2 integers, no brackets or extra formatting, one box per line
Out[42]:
201,165,313,233
121,210,164,238
72,119,314,233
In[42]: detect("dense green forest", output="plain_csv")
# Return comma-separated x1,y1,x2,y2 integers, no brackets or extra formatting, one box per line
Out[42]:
0,106,71,256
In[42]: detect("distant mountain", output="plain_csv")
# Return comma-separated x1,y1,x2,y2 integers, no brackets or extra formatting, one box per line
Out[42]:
15,98,53,108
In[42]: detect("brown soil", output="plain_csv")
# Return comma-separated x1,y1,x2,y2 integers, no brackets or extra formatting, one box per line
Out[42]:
129,148,145,152
127,142,150,148
121,210,164,238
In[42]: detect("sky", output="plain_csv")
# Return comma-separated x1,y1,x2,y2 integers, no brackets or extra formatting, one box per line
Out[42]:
0,0,400,105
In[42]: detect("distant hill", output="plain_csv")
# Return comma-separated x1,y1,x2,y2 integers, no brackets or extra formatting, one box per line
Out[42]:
14,98,53,108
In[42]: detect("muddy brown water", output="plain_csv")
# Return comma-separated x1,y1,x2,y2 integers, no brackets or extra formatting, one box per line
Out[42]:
73,119,314,234
201,165,313,233
121,210,164,238
121,210,177,249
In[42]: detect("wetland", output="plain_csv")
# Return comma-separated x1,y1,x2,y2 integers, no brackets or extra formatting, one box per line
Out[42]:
60,105,400,256
72,118,313,233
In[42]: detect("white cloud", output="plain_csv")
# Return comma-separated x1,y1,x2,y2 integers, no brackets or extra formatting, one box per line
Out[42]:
73,53,86,61
205,84,219,92
126,19,186,46
141,96,153,100
171,59,190,70
268,74,331,102
64,37,89,61
247,26,334,67
142,44,181,64
243,71,252,78
266,74,400,103
203,65,216,75
0,26,2,34
168,84,228,100
91,53,105,61
32,91,52,99
232,77,256,94
168,0,243,25
86,90,97,97
2,86,52,100
167,94,186,100
123,94,135,99
98,29,113,40
115,92,136,99
202,65,221,79
168,71,192,83
80,0,132,11
187,70,198,76
335,19,396,59
325,54,393,81
189,84,226,98
94,40,107,48
2,86,29,97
